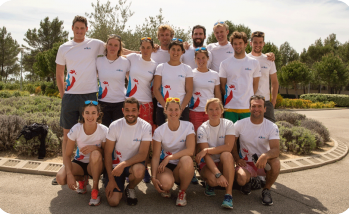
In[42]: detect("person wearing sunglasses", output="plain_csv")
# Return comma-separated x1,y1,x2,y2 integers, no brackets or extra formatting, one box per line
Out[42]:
55,15,105,185
195,98,236,209
151,24,175,64
219,31,261,123
232,95,280,206
153,39,194,126
96,34,130,127
103,97,152,206
247,31,279,123
180,25,213,69
55,100,108,206
151,97,195,206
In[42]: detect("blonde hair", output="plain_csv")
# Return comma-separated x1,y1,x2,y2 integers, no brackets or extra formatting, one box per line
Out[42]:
205,98,224,114
157,24,174,37
213,21,229,31
230,31,248,44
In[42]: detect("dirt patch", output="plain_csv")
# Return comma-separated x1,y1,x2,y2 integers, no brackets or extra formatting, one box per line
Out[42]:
279,141,334,160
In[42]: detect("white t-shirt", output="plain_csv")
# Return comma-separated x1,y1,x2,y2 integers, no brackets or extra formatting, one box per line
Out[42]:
219,55,261,109
107,117,152,168
247,53,277,101
234,118,279,162
151,48,170,64
189,69,220,112
153,121,195,165
155,63,193,107
207,42,235,72
96,56,130,103
180,45,213,69
197,118,235,162
55,38,105,94
125,53,157,102
68,123,108,164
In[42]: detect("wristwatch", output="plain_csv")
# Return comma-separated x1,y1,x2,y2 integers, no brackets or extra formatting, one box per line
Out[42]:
215,173,222,178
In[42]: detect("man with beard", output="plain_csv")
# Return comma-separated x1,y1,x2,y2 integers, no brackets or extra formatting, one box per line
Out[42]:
103,97,152,206
219,31,261,123
247,32,278,122
181,25,213,69
232,95,280,206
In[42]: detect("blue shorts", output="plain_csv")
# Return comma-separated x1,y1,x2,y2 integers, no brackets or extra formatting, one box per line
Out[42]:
103,162,145,193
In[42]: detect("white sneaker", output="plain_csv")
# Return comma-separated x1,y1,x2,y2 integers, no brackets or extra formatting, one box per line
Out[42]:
161,190,171,198
88,189,101,206
76,175,88,194
176,190,187,206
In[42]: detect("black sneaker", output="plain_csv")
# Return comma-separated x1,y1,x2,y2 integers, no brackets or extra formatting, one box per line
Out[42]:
261,188,273,205
143,168,151,183
241,179,251,195
125,185,138,205
251,177,262,190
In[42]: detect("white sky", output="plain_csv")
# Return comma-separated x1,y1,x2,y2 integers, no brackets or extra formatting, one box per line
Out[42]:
0,0,349,54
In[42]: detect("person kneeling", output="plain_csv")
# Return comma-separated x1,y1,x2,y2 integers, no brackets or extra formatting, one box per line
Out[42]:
103,97,152,206
232,95,280,206
196,98,235,209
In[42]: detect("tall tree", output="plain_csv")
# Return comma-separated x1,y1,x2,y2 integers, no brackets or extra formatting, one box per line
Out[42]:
262,42,282,71
0,27,20,82
279,41,299,67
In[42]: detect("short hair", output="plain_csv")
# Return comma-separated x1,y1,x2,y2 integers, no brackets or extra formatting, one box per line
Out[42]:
230,31,248,44
140,37,154,48
72,15,88,27
157,24,174,37
192,25,206,36
79,103,103,124
123,97,140,110
249,95,266,107
164,98,181,111
194,48,209,58
213,21,229,31
251,31,265,42
168,40,185,53
205,98,224,114
105,34,123,57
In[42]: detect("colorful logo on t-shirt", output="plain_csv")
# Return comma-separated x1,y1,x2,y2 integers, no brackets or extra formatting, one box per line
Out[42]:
98,81,109,99
112,149,122,165
262,66,268,69
178,75,185,78
180,139,186,142
219,136,225,139
189,92,201,110
126,77,139,97
241,148,249,161
208,80,214,83
65,70,77,91
116,69,123,72
224,84,235,106
164,151,172,159
245,68,252,71
84,47,91,50
74,147,85,161
148,71,153,74
226,51,233,54
133,138,141,142
161,85,171,102
258,136,266,139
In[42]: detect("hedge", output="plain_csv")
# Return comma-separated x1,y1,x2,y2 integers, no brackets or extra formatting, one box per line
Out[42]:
300,93,349,107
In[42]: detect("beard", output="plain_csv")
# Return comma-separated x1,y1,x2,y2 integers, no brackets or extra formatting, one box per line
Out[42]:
253,48,262,54
125,115,137,124
193,38,204,47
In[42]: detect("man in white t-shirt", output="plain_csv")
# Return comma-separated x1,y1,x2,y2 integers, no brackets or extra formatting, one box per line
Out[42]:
55,15,105,184
151,24,174,64
232,95,280,206
103,97,152,206
247,31,279,122
219,31,261,123
181,25,213,69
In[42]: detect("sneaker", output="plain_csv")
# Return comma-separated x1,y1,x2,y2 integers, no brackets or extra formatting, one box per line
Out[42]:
191,171,198,184
204,182,216,196
221,194,233,209
259,176,266,188
241,178,251,195
52,177,58,185
261,188,273,205
76,175,88,194
125,185,138,206
251,177,262,190
143,168,151,183
161,190,171,198
176,190,187,206
89,189,101,206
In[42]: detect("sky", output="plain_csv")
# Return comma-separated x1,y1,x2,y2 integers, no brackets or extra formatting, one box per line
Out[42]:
0,0,349,54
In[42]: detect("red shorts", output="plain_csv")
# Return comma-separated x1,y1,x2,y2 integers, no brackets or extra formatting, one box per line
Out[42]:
189,111,209,132
139,102,154,134
235,162,266,177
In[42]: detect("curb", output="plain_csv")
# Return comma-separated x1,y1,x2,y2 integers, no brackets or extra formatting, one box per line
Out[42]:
0,138,347,177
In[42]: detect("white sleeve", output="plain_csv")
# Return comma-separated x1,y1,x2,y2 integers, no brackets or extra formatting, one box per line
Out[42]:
125,53,136,61
55,45,65,65
196,126,208,144
154,64,164,76
253,60,261,78
106,122,118,142
225,120,235,135
270,61,277,75
126,58,131,72
185,65,194,78
269,123,280,140
142,123,153,142
214,72,220,85
186,122,195,135
67,124,79,141
218,61,227,78
97,40,105,55
234,120,241,138
207,51,213,69
152,127,162,142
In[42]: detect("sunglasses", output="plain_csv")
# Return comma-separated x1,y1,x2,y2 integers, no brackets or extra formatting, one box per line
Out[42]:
214,21,225,26
166,97,180,102
195,47,207,52
85,100,98,105
252,31,265,37
141,37,152,41
250,95,265,100
172,38,183,42
108,34,121,39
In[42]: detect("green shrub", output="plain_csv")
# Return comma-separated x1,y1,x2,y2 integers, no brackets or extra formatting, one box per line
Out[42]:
7,83,20,90
40,83,47,94
0,115,26,151
0,82,4,90
275,111,306,125
0,90,30,98
24,84,36,94
298,119,330,142
300,93,349,107
0,90,11,98
275,121,293,128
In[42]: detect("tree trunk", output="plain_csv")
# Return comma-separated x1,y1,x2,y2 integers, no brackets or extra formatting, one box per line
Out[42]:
294,82,298,99
328,85,331,94
286,87,289,95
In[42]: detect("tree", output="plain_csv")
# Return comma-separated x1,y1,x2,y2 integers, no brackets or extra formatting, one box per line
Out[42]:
279,61,311,98
0,27,20,82
338,41,349,64
279,41,299,67
262,42,282,71
313,53,349,94
206,21,251,44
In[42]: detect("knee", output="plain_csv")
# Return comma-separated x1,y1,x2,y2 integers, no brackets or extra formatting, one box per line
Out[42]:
90,150,102,164
55,173,66,185
235,171,246,186
132,164,146,179
268,158,280,172
206,176,217,187
179,156,194,170
220,152,233,163
107,198,120,207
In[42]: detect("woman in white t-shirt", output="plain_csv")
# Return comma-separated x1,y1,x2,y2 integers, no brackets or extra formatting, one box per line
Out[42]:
153,39,194,126
56,100,108,206
97,34,130,127
189,47,222,132
151,97,195,207
195,98,235,209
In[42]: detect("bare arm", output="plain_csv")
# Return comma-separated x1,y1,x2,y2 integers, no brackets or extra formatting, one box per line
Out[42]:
123,48,140,55
104,139,116,180
115,141,151,170
214,84,222,102
56,64,65,98
64,138,78,190
253,77,260,94
270,73,279,107
220,78,227,95
181,77,194,110
153,75,166,107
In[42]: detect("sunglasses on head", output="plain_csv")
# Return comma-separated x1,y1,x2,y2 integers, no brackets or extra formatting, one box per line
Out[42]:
166,97,180,102
195,47,207,52
250,95,265,100
252,31,265,37
172,38,183,42
108,34,121,39
85,100,98,105
214,21,225,26
141,37,152,41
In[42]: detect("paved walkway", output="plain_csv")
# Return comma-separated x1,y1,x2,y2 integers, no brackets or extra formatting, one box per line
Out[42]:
0,109,348,214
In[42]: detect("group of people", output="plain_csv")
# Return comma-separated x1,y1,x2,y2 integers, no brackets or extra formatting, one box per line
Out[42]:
54,15,281,210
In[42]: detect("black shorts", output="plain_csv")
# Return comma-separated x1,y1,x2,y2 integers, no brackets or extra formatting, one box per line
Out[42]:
156,106,190,126
72,159,92,178
99,101,124,127
160,159,178,172
60,93,97,129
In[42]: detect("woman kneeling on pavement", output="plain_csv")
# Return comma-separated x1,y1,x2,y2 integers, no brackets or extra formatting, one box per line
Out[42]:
56,100,107,206
151,97,195,206
195,98,235,209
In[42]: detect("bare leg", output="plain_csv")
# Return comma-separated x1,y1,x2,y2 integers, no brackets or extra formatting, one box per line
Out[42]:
235,167,251,186
264,158,280,189
107,192,123,207
87,150,104,190
128,163,145,189
219,152,235,195
173,156,194,191
156,168,175,192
